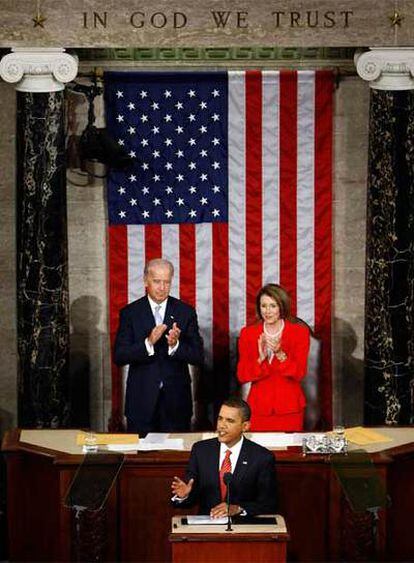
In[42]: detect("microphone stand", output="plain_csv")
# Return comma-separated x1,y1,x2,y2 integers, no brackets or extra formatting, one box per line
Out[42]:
224,473,233,532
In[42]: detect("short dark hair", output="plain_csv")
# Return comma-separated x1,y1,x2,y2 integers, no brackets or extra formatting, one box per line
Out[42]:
256,283,291,320
222,396,251,422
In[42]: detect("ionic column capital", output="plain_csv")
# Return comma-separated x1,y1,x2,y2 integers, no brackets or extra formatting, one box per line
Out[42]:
0,48,78,92
355,48,414,91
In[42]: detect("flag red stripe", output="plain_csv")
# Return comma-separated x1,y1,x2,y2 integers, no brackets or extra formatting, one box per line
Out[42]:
145,225,162,261
245,71,263,324
108,225,128,421
314,70,333,425
212,222,230,394
108,225,129,338
179,224,196,307
279,70,298,315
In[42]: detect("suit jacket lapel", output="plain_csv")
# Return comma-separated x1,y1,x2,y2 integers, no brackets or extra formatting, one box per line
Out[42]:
232,438,251,485
164,297,176,331
207,439,222,502
138,297,156,333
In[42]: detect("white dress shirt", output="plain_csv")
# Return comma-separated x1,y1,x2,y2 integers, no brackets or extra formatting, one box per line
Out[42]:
145,296,179,355
219,436,244,472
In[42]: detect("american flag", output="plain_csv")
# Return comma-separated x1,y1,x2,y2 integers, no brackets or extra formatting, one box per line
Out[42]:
105,70,333,426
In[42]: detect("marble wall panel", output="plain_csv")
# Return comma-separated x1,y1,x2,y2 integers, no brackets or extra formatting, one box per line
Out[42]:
66,89,110,431
334,204,366,269
333,77,369,425
0,208,15,286
0,326,17,436
68,267,110,430
67,198,107,270
0,81,17,434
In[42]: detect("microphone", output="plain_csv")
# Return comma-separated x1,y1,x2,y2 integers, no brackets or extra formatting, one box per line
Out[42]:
223,472,232,486
223,472,233,531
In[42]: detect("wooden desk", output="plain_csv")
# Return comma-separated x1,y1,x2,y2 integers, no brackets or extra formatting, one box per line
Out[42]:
2,428,414,561
170,515,288,563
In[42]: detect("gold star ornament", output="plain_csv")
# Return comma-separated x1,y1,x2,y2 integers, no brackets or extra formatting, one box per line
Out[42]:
389,10,404,26
32,13,47,27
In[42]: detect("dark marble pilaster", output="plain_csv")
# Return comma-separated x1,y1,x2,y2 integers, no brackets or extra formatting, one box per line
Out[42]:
364,89,414,425
16,92,70,428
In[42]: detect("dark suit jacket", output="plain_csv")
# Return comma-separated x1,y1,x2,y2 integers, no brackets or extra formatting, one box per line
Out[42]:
114,295,203,431
181,437,277,515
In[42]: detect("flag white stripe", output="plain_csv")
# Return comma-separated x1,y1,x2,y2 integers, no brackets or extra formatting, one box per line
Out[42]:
128,225,145,302
262,71,280,286
228,71,247,368
162,224,180,298
296,71,315,327
195,223,213,370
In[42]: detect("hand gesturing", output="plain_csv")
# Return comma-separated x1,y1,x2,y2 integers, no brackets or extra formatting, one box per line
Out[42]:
171,476,194,499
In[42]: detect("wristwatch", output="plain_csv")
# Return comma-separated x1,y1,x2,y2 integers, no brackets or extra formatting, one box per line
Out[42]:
238,506,247,516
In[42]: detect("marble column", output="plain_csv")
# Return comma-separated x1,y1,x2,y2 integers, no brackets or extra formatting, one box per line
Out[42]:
0,48,78,427
355,48,414,424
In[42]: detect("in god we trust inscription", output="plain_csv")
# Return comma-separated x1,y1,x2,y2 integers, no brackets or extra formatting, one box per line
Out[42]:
81,9,354,30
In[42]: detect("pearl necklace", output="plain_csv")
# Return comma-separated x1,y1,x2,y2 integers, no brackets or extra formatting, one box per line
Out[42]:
263,319,284,340
263,320,284,363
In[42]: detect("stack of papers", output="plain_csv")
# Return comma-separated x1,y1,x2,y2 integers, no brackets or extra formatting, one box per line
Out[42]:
344,427,393,445
107,443,140,452
76,432,139,446
187,515,228,525
137,438,184,451
248,432,308,448
76,431,185,452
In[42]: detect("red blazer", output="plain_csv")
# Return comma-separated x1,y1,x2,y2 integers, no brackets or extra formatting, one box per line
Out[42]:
237,320,310,416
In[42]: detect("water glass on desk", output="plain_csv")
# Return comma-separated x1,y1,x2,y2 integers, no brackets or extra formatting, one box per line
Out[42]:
84,432,98,453
332,425,347,453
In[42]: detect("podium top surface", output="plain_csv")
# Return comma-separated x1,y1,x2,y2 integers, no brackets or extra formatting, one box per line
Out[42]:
171,515,287,536
3,427,414,459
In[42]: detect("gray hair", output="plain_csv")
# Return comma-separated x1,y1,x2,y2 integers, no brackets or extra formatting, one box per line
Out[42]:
144,258,174,277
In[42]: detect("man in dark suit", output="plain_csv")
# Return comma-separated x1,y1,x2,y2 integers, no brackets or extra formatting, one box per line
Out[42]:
171,397,277,517
114,258,204,434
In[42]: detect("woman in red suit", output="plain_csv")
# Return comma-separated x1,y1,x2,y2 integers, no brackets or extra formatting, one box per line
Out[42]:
237,284,310,431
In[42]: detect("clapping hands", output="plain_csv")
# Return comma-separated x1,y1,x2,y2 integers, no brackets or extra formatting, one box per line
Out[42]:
166,322,181,347
258,333,281,362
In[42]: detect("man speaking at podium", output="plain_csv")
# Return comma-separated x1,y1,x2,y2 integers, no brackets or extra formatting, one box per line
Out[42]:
172,397,277,518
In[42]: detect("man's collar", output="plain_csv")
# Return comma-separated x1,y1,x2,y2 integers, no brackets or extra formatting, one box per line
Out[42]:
220,435,244,453
147,295,168,308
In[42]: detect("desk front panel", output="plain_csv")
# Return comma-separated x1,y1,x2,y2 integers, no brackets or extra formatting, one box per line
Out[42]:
3,431,414,562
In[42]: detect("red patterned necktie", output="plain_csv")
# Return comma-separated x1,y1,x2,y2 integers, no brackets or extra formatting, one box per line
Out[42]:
219,450,232,500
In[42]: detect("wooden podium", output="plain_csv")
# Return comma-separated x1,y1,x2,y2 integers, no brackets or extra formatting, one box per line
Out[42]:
4,428,414,561
169,515,289,563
